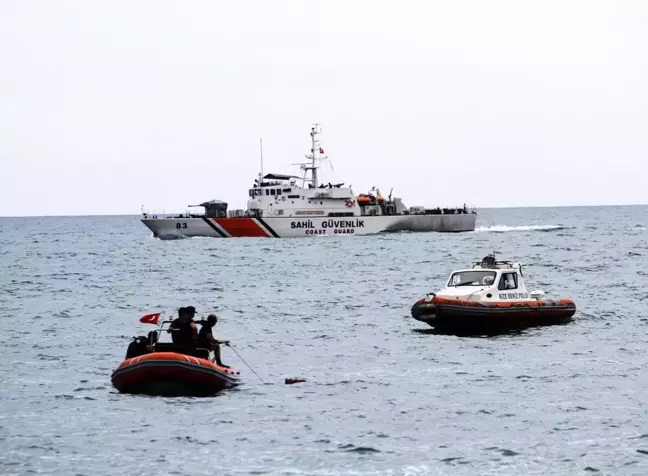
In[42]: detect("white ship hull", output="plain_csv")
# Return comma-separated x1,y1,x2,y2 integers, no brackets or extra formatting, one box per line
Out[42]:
141,214,476,239
140,125,478,240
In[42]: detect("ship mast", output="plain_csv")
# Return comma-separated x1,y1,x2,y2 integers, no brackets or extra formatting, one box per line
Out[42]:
310,125,319,188
259,137,264,183
301,124,327,188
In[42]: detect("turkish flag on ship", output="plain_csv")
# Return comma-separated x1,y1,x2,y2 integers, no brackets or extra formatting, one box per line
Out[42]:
319,147,324,154
140,312,161,325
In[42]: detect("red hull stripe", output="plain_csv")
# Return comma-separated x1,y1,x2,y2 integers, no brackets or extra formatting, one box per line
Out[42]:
255,217,280,238
214,218,271,237
201,217,228,237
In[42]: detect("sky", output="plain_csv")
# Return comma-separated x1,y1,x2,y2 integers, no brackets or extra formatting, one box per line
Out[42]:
1,0,647,216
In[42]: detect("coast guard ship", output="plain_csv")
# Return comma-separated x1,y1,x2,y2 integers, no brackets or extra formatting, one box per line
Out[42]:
141,125,477,239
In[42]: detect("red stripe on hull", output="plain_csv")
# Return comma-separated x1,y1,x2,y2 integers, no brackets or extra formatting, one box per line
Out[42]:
213,218,270,237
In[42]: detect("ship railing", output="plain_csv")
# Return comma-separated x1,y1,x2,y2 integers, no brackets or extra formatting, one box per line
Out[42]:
141,209,197,219
406,205,477,216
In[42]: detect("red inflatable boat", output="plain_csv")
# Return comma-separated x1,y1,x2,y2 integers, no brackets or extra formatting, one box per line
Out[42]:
112,351,240,397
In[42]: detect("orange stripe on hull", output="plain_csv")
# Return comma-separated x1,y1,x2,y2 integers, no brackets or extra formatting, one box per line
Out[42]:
213,218,270,237
111,352,239,396
117,352,235,374
416,296,576,308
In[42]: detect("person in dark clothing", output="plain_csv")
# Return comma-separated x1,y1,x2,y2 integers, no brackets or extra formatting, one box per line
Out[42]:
167,306,198,355
125,331,158,359
147,330,158,347
197,314,230,367
126,337,149,359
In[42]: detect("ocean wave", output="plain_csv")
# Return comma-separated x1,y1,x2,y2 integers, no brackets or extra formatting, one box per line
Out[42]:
475,225,568,233
154,233,191,240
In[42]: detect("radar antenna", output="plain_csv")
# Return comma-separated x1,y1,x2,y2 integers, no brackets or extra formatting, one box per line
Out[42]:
481,253,497,269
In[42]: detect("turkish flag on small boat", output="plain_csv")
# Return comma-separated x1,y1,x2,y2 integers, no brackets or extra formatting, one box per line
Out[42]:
140,312,161,325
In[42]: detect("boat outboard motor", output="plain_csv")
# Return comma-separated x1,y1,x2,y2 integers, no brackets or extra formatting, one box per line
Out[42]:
125,331,157,359
126,337,148,359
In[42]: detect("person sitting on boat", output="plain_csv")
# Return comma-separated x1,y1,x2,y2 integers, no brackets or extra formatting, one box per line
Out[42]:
125,331,158,358
197,314,231,368
167,306,198,355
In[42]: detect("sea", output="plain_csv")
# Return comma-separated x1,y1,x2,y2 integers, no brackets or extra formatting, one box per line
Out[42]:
1,206,647,476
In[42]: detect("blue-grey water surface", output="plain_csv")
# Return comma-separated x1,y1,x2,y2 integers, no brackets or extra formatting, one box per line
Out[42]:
1,206,648,475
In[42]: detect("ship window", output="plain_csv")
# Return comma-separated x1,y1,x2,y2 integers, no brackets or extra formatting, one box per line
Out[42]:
448,270,496,287
288,195,300,199
295,210,325,215
276,189,282,195
283,188,291,193
498,273,518,290
249,189,254,197
270,189,276,195
265,189,269,196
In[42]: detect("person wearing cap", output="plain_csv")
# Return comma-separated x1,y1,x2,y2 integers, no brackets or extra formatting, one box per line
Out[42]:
167,306,198,355
197,314,231,367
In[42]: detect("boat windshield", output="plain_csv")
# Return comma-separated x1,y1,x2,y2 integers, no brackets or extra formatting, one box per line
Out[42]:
448,270,496,287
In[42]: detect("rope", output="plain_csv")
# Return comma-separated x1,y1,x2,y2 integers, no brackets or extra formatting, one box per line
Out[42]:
226,344,267,385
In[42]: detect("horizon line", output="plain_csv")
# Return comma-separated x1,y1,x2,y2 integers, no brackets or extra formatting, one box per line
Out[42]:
1,202,647,219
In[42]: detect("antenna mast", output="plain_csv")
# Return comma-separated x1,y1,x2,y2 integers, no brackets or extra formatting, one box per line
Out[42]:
310,125,318,188
292,124,328,188
259,138,264,182
303,123,327,188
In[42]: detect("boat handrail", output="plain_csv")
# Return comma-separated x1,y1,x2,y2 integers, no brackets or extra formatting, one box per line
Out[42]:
470,260,520,269
145,320,174,345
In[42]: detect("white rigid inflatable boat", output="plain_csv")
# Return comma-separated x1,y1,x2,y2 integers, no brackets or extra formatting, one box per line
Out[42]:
411,254,577,333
